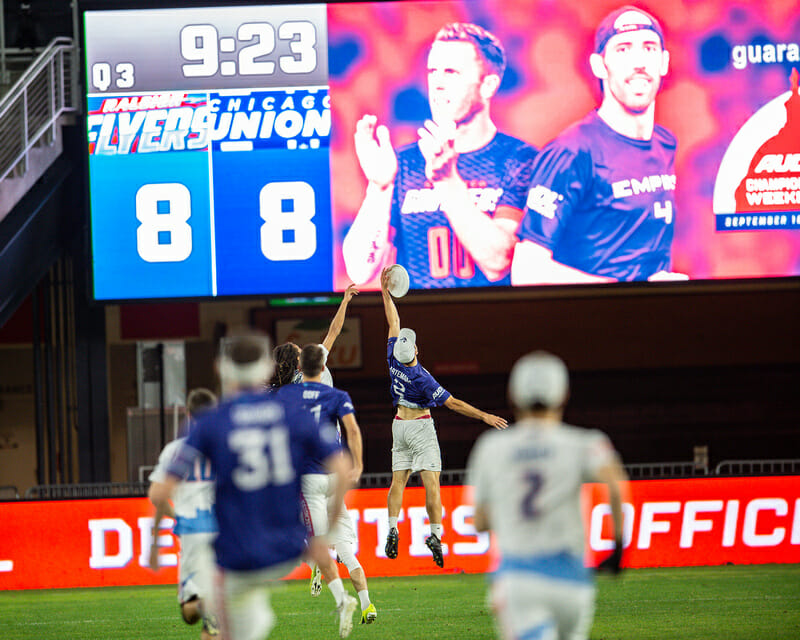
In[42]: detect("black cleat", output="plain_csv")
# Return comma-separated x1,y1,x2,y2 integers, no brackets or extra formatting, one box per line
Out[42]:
425,534,444,568
385,528,399,559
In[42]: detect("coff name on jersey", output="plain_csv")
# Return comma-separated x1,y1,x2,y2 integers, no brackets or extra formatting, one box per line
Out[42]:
401,187,502,215
611,173,676,199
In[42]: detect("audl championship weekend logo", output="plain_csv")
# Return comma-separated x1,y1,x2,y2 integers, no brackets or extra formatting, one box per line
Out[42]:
714,67,800,230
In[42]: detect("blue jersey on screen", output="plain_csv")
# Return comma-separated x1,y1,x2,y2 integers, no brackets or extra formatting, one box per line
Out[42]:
391,132,537,289
275,381,355,475
166,390,341,571
387,338,451,409
518,111,677,281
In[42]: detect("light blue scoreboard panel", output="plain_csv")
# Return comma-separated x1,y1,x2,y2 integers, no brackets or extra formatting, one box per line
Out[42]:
84,5,333,299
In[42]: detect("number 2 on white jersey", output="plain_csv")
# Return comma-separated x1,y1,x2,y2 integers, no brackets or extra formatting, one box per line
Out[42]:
229,426,295,491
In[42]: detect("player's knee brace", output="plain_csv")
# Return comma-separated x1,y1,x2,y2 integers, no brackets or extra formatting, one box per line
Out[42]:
335,542,362,574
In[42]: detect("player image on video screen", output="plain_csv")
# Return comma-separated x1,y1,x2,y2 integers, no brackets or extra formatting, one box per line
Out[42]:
341,22,538,290
512,6,688,285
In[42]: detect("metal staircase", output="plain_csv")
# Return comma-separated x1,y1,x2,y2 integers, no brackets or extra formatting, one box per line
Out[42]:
0,37,76,222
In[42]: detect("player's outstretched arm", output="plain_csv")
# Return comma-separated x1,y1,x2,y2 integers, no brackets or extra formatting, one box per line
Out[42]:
444,396,508,429
322,284,359,352
380,267,400,338
342,115,398,285
511,240,615,286
417,119,520,281
340,413,364,484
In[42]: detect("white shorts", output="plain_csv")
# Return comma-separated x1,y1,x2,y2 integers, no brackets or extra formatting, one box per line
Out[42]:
301,473,358,546
391,416,442,472
328,496,357,548
216,559,299,640
490,573,595,640
301,473,334,537
178,532,217,605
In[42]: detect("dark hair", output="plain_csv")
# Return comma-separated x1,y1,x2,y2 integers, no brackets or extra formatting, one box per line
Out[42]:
186,388,217,418
300,344,326,379
271,342,300,387
433,22,506,79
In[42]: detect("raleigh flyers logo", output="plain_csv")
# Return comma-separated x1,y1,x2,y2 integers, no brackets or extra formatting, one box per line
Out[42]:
713,68,800,231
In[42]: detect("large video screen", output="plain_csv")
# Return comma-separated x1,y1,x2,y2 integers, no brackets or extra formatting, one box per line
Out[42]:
82,0,800,300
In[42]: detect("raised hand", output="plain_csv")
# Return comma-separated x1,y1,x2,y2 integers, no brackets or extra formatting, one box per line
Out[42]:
354,115,398,189
417,119,458,183
343,283,359,302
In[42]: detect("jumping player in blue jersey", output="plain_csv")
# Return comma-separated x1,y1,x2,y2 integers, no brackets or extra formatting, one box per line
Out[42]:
149,388,219,640
275,345,376,626
343,22,537,290
512,6,689,285
380,267,507,567
149,332,357,640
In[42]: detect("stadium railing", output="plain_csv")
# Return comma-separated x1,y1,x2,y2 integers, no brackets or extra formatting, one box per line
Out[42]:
623,461,708,479
23,482,149,500
0,485,20,500
714,459,800,476
15,459,800,498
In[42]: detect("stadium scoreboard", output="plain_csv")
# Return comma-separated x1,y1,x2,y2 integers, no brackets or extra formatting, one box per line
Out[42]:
82,0,800,301
85,5,332,300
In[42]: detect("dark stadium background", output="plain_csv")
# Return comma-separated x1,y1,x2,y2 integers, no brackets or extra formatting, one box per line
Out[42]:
0,0,797,494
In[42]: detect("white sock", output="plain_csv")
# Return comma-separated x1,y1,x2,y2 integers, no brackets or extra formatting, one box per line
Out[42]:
328,577,345,607
358,589,371,610
388,517,398,531
431,523,443,539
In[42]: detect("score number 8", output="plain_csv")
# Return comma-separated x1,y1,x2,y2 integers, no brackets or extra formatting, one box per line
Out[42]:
134,182,316,263
259,181,316,261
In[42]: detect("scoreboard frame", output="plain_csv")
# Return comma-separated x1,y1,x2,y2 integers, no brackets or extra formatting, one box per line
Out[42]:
78,0,800,303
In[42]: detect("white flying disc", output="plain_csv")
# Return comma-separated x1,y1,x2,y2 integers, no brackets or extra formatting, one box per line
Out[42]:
387,264,410,298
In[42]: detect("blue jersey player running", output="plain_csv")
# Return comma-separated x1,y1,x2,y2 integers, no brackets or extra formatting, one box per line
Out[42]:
150,332,357,640
275,344,376,626
512,6,689,285
380,267,507,568
343,22,537,290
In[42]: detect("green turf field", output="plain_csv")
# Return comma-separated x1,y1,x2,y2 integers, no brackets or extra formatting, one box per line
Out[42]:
2,564,799,639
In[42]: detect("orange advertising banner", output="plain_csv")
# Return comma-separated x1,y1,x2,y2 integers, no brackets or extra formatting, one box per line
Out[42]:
1,477,798,590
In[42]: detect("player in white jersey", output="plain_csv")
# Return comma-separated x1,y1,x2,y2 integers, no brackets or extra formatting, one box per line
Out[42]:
466,352,627,640
149,388,219,639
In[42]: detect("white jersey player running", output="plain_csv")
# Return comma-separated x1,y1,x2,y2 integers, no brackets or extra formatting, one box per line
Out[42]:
149,388,219,640
467,351,627,640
